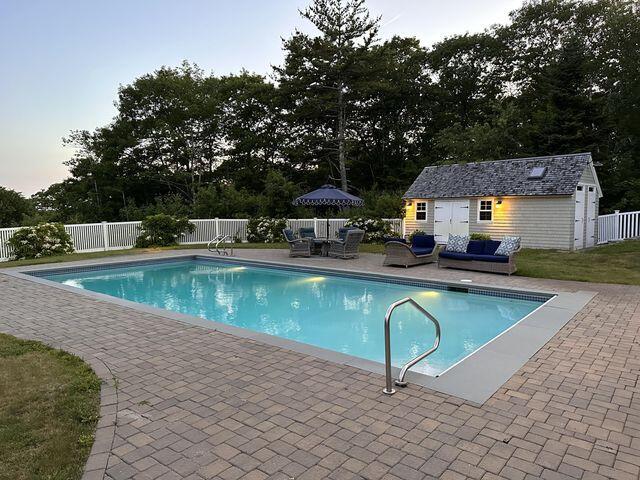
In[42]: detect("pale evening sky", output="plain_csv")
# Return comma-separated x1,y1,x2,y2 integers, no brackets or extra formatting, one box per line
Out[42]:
0,0,522,196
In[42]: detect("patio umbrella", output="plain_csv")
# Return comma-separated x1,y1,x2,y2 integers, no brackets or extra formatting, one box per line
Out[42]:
292,185,364,237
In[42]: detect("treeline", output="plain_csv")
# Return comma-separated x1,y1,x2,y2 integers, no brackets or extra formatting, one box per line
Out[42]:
8,0,640,226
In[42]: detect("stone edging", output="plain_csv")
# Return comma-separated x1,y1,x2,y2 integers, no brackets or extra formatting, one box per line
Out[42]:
60,347,118,480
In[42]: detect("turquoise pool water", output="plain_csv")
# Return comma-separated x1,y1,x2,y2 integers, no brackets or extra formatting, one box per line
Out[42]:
42,260,544,376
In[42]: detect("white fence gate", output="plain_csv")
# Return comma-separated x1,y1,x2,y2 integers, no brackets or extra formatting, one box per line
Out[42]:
598,210,640,244
0,218,403,262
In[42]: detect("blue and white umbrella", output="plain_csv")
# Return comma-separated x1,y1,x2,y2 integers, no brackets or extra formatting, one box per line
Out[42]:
293,185,364,237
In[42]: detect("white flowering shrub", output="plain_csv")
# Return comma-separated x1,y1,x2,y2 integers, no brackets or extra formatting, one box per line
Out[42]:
247,217,287,243
345,217,394,243
7,223,74,260
135,214,195,247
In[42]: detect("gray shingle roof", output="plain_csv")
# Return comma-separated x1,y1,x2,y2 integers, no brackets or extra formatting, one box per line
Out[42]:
403,153,593,199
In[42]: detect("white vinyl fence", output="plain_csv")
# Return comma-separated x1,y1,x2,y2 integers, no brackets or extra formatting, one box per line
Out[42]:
0,218,403,262
598,210,640,244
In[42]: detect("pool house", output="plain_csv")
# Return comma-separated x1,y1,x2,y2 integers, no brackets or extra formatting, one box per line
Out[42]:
403,152,603,250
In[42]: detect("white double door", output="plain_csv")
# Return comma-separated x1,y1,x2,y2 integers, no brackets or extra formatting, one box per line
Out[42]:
434,200,470,243
574,185,597,249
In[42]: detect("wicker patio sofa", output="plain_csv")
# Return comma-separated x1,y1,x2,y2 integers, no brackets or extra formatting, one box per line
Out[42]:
328,229,365,259
437,239,521,275
383,234,442,267
282,229,312,257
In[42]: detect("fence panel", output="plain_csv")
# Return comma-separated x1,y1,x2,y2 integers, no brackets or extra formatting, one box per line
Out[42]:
598,210,640,244
217,219,248,242
0,227,20,260
181,219,218,244
106,222,141,250
598,214,617,244
620,211,640,240
64,223,105,253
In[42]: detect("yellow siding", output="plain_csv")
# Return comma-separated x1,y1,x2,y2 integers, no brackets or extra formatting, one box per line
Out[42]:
470,196,574,249
404,199,433,235
404,196,575,249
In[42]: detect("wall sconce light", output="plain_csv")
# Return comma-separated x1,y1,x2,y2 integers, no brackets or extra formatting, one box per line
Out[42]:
404,200,413,207
496,199,503,206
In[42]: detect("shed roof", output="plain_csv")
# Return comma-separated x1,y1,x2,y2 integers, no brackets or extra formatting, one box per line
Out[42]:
403,153,598,199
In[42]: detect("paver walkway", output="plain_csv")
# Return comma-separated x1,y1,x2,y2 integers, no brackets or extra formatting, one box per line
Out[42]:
1,250,639,480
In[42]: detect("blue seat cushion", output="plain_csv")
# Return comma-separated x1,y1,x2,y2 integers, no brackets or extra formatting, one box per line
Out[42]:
466,240,485,255
439,251,473,261
471,254,509,263
411,247,433,256
411,235,435,249
483,240,502,255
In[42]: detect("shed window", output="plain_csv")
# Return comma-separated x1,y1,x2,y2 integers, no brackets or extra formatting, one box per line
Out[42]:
478,200,493,222
416,202,427,221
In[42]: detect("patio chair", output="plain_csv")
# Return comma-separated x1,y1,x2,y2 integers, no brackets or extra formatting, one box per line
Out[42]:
337,226,356,240
383,241,441,268
298,227,317,239
282,229,311,258
328,229,365,259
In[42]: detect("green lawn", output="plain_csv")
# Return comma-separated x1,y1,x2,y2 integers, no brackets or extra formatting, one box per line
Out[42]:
0,334,101,480
1,240,638,285
516,240,640,285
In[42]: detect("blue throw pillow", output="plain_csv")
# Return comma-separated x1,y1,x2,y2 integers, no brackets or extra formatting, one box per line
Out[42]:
466,240,484,255
483,240,502,255
446,234,470,253
495,236,521,256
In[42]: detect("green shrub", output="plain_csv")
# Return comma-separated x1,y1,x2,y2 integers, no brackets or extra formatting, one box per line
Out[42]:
408,230,427,242
135,214,195,247
247,217,287,243
344,217,394,243
7,223,74,260
470,232,492,240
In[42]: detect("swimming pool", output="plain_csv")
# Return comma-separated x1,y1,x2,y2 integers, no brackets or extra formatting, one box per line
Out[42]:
39,258,546,377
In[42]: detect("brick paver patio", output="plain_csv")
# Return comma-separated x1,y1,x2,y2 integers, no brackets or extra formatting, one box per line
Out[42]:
1,250,639,480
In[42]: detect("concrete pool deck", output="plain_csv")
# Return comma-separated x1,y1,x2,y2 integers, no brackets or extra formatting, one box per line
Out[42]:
1,249,639,480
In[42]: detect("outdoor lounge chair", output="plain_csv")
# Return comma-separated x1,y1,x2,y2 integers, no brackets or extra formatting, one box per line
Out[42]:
328,229,365,259
383,241,441,267
282,228,311,258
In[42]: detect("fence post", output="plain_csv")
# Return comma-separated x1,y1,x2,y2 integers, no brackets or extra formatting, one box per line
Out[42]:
101,221,109,251
313,217,318,234
614,210,620,241
401,219,406,238
215,218,220,238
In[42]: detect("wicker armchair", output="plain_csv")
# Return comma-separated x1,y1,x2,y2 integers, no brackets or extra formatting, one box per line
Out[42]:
328,229,365,259
383,241,442,268
282,229,311,258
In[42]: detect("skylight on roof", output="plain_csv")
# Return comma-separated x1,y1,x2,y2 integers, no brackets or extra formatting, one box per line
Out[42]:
528,166,547,179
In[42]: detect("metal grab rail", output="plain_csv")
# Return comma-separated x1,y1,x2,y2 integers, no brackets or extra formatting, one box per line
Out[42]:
207,235,234,256
383,297,441,395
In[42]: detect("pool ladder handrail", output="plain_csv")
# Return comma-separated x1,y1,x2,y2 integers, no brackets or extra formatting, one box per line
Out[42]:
207,235,234,256
383,297,441,395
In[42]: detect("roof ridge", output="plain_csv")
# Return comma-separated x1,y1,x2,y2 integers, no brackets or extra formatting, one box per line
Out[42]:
429,152,591,169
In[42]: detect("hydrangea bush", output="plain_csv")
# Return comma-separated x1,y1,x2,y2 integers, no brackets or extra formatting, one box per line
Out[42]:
247,217,287,243
344,217,394,243
135,214,195,248
7,223,74,260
